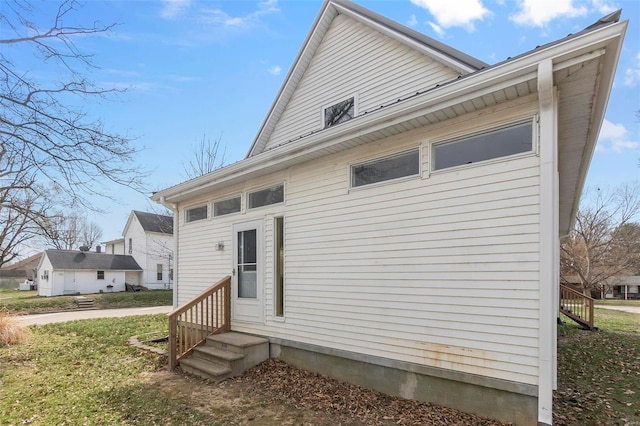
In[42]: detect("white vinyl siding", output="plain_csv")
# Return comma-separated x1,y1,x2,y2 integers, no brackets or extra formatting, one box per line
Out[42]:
175,99,541,386
263,14,461,152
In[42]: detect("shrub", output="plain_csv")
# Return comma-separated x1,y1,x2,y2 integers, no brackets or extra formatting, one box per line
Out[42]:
0,310,29,346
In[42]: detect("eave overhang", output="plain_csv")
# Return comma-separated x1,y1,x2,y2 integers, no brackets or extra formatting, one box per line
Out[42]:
153,18,627,232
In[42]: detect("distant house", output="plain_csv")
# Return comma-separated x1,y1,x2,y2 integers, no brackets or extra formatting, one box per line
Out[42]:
104,210,174,290
37,249,142,297
0,253,43,289
151,1,626,425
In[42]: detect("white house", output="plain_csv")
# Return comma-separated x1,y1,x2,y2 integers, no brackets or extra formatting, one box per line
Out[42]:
104,210,174,290
152,1,626,425
37,249,142,296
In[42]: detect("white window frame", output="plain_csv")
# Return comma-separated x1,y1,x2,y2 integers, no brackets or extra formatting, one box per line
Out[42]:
349,146,422,190
321,94,358,129
430,117,537,174
213,194,242,217
184,204,209,223
273,215,286,321
247,183,285,210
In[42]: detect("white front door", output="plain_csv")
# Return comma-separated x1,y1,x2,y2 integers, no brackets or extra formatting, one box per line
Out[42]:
232,220,263,323
63,271,75,294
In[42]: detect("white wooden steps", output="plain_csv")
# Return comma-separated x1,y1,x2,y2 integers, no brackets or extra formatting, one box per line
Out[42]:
179,332,269,381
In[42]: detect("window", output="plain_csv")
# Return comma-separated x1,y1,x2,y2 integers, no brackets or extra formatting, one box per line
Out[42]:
275,217,285,318
214,196,241,216
186,205,208,222
351,149,420,188
97,271,105,280
248,185,284,209
433,121,533,171
128,238,132,254
157,264,163,281
324,96,355,128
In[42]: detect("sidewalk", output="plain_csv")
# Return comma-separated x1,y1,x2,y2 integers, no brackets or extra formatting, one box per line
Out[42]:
596,305,640,315
16,305,173,326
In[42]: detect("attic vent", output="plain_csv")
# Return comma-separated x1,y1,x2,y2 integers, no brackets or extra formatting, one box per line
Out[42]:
323,96,355,128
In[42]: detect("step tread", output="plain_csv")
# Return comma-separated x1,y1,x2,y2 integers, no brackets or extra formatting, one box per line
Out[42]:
180,357,231,376
195,345,244,361
207,332,268,348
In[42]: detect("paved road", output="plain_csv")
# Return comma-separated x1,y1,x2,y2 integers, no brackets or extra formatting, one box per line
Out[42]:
16,306,173,326
596,305,640,315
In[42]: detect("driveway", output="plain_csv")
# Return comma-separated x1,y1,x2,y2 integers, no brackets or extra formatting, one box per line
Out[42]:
596,305,640,315
16,306,173,326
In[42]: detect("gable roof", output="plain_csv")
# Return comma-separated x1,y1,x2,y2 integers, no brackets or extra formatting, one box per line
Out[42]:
246,0,488,158
152,5,626,238
132,211,173,234
0,252,43,270
44,250,142,271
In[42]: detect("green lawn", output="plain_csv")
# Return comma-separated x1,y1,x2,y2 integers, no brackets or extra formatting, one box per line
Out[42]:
0,289,173,314
595,299,640,306
554,309,640,425
0,315,221,425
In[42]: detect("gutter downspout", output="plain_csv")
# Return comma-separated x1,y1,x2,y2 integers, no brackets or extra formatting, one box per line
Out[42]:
159,196,179,309
537,58,558,426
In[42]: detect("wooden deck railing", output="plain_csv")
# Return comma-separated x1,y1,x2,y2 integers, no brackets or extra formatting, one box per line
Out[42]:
559,284,595,330
168,276,231,370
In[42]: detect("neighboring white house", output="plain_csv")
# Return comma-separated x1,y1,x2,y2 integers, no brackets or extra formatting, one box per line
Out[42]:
152,1,626,425
104,210,174,290
37,249,142,296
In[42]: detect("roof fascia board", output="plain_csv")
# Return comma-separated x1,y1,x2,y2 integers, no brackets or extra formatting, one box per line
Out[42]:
154,20,626,204
246,1,336,158
332,2,482,74
566,20,628,233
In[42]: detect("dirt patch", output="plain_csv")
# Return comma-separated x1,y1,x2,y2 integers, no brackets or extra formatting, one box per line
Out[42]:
144,359,510,425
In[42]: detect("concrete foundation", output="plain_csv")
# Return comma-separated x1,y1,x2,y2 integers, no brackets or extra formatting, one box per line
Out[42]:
270,338,538,425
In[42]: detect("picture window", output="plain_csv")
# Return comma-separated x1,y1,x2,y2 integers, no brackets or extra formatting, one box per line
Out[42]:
186,205,208,222
351,149,420,188
433,121,533,171
248,185,284,209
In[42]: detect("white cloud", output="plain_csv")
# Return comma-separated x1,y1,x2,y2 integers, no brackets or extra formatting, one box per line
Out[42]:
590,0,617,14
623,52,640,88
267,65,282,76
428,22,445,38
160,0,191,19
596,119,639,153
410,0,490,31
200,0,280,29
511,0,588,27
407,14,418,27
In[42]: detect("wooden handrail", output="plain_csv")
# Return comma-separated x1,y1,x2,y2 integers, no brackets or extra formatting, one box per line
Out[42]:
559,284,595,330
168,275,231,370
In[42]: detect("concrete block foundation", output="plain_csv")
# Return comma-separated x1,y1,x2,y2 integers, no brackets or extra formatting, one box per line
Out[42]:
269,338,537,425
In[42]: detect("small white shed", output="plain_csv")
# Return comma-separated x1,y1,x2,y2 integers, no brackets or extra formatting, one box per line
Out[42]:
37,249,142,297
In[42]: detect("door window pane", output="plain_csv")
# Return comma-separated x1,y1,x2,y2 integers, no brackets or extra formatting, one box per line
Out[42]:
237,229,257,299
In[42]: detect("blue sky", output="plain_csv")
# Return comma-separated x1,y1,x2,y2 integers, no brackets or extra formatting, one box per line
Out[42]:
10,0,640,246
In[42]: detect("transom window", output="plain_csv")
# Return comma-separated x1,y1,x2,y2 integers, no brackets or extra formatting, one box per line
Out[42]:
433,121,533,171
214,196,241,217
324,96,355,128
185,205,208,222
248,185,284,209
351,149,420,188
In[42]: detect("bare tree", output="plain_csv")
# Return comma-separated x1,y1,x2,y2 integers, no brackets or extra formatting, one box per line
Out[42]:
183,134,226,179
560,182,640,297
0,0,146,205
40,212,103,251
81,221,103,249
